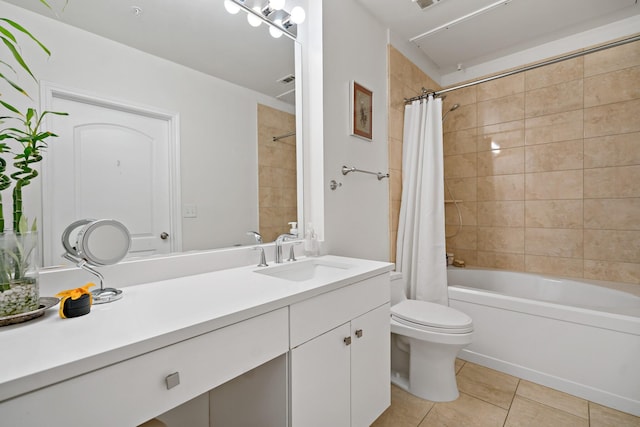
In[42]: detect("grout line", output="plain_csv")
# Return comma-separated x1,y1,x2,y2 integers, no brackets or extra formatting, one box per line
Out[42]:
516,395,590,422
502,379,520,427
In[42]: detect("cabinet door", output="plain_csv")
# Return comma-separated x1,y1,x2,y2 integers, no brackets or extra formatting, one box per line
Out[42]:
351,304,391,427
290,323,351,427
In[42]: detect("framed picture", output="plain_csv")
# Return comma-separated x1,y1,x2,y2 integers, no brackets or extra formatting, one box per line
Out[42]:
350,81,373,140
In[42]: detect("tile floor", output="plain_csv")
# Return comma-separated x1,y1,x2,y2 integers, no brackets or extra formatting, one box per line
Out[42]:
372,360,640,427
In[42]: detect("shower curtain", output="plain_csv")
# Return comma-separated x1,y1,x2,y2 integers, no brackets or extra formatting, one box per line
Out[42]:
395,96,448,305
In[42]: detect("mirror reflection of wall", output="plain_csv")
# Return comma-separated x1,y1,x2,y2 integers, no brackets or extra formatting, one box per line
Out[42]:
257,104,297,242
0,0,300,267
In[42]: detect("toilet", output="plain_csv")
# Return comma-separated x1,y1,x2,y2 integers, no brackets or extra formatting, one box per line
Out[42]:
389,272,473,402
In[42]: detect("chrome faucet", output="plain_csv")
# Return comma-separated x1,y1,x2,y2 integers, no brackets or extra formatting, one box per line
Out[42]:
247,231,263,244
274,233,297,263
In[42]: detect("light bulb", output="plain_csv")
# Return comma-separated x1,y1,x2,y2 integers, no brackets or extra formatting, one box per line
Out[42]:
290,6,305,24
269,19,283,38
223,0,240,14
269,0,286,10
247,6,262,27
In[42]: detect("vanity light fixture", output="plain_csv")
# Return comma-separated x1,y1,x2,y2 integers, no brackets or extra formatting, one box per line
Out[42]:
247,6,264,27
224,0,242,14
225,0,306,40
269,19,284,38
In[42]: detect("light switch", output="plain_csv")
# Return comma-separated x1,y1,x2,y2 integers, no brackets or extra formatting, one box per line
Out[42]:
183,204,197,218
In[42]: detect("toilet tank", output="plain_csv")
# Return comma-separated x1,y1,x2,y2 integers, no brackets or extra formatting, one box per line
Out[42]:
390,272,407,306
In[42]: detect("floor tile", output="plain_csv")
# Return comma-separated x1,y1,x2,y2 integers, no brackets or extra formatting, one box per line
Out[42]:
516,380,588,419
371,384,434,427
455,362,519,409
418,392,508,427
589,402,640,427
505,396,588,427
455,358,465,374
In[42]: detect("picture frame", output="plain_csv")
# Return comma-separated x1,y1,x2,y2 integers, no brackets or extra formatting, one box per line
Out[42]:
350,81,373,140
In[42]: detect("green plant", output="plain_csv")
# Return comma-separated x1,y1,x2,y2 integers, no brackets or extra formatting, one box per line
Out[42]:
0,0,67,233
0,1,67,315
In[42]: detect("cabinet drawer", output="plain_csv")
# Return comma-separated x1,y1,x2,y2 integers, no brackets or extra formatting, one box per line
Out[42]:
0,307,289,427
290,273,390,348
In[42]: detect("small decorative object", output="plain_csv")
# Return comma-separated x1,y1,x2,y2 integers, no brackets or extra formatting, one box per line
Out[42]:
350,81,373,140
0,230,39,317
56,283,94,318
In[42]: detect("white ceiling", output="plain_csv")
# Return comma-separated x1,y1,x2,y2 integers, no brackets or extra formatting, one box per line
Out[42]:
5,0,639,97
357,0,639,75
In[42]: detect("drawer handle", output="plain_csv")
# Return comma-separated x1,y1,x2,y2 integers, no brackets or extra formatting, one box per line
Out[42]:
355,329,363,338
344,336,352,346
165,372,180,390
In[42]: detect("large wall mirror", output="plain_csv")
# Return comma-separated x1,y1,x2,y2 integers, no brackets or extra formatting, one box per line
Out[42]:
1,0,304,267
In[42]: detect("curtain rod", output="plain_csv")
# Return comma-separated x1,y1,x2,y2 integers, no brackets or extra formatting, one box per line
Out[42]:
405,34,640,104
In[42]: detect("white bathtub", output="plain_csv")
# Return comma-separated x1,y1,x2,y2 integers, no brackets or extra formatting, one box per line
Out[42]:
447,267,640,416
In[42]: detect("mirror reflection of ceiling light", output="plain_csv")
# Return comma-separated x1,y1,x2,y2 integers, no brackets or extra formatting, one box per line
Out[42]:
270,19,284,38
224,0,241,14
226,0,306,39
247,6,263,27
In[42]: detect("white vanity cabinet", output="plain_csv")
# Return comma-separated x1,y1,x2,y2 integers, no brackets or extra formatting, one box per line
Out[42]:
0,308,289,427
0,255,393,427
289,273,391,427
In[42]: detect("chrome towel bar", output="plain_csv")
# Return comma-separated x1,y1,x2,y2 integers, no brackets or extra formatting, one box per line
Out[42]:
342,166,389,181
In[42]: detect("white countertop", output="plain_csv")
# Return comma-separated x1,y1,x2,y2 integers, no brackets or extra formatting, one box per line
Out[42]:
0,255,392,402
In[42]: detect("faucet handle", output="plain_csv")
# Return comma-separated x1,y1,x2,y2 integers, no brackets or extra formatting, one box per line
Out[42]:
287,241,303,262
253,246,268,267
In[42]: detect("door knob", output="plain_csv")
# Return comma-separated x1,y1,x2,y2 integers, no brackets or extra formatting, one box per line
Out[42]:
160,232,169,240
355,329,363,338
344,336,352,346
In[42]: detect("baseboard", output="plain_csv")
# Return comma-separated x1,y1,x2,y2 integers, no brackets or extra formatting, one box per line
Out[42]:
457,349,640,417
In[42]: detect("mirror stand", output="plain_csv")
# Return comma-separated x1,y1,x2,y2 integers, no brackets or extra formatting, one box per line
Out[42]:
62,253,123,304
61,219,131,304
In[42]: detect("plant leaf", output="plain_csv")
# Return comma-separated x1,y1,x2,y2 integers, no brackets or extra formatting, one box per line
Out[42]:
0,71,29,97
0,18,51,56
0,24,17,43
0,36,36,80
0,100,22,115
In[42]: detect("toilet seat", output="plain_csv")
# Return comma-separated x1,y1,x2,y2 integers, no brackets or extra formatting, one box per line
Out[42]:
391,300,473,334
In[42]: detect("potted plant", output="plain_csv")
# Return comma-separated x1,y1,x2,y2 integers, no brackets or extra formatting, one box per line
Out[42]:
0,1,67,317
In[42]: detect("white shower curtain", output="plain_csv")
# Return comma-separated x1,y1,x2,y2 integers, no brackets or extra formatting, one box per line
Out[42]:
396,96,448,305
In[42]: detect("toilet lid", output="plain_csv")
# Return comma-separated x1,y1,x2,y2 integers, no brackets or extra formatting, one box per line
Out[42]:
391,300,473,332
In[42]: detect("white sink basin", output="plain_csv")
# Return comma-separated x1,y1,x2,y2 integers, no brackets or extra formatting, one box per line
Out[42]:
255,258,352,282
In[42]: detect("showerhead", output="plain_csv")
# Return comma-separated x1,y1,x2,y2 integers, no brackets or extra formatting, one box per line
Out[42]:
442,103,460,122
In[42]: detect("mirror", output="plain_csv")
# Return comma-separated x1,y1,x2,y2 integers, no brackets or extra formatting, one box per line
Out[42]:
61,219,131,303
1,0,302,267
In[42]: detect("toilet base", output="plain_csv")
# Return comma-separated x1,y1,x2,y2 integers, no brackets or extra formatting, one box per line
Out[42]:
409,342,460,402
390,331,470,402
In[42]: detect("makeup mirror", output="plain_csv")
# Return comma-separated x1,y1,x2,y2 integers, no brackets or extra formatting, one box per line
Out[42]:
61,219,131,303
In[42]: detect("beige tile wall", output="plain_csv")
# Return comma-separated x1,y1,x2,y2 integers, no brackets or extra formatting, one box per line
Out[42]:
257,104,297,243
387,39,640,286
387,46,441,263
441,39,640,285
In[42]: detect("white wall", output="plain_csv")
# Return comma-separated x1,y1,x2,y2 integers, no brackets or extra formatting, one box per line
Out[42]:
0,1,293,256
320,0,390,261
